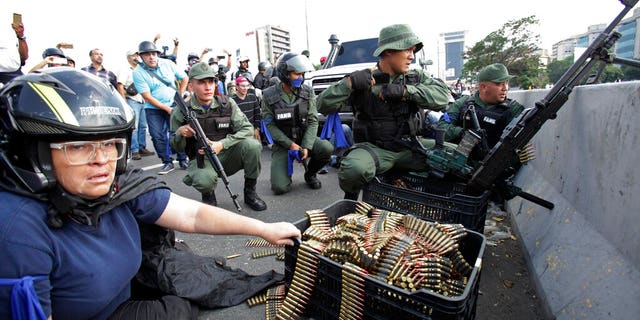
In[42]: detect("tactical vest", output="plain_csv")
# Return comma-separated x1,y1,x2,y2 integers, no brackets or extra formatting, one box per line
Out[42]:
350,70,420,152
459,98,513,148
263,85,312,144
185,96,233,158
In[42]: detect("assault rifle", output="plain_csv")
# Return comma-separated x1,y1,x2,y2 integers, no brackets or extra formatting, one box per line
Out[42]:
468,0,638,197
465,105,489,156
174,92,242,211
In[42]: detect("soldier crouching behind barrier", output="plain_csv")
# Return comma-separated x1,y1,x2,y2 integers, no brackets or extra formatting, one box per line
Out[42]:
261,52,333,195
170,62,267,211
317,24,455,200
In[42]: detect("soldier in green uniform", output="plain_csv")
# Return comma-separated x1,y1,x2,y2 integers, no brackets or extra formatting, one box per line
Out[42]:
261,52,334,195
317,24,452,200
437,63,525,152
170,62,267,211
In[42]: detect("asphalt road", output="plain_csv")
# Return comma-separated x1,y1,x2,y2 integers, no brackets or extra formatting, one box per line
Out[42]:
128,145,546,320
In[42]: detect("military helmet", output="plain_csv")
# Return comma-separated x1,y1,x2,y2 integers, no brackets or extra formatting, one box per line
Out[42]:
0,68,135,192
187,52,199,61
42,47,65,59
137,41,161,54
275,52,314,85
258,61,271,71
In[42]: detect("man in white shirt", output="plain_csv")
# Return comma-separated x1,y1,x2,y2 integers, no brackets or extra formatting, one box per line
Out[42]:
0,18,28,85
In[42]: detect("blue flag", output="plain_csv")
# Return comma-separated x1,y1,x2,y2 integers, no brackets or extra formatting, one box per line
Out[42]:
287,149,303,176
261,119,274,145
320,112,349,148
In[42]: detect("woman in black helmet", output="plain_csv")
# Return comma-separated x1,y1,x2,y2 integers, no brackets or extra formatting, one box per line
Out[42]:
0,69,300,319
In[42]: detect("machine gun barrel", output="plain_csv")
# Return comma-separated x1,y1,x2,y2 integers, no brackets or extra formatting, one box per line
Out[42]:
174,92,242,211
469,0,638,190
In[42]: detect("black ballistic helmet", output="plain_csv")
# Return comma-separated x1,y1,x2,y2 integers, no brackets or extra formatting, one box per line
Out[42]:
138,41,162,54
276,52,314,86
258,61,271,71
0,68,135,193
42,47,65,59
187,52,199,62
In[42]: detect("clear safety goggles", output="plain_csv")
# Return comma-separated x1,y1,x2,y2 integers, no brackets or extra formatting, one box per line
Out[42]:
50,138,127,165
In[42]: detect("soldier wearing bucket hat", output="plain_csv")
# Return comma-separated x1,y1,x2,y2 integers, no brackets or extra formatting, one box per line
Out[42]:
317,24,453,200
438,63,525,160
372,24,424,57
170,62,267,211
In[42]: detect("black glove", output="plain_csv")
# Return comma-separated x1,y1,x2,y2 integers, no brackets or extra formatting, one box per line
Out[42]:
381,83,404,101
349,69,372,91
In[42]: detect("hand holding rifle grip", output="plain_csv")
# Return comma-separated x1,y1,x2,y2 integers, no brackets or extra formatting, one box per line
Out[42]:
174,92,242,211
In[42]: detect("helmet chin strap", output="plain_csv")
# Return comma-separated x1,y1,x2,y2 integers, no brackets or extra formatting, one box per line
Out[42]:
46,182,117,228
45,169,168,228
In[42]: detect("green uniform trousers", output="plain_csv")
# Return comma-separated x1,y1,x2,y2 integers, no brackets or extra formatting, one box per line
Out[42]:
270,137,333,195
338,139,456,194
182,138,262,194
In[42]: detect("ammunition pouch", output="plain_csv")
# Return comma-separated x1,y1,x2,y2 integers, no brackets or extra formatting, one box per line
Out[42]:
350,70,421,152
263,85,311,144
185,99,233,159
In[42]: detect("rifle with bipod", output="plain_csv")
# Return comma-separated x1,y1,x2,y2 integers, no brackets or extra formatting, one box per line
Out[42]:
468,0,638,201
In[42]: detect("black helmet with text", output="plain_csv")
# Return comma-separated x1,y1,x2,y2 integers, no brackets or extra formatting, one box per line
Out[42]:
0,68,135,194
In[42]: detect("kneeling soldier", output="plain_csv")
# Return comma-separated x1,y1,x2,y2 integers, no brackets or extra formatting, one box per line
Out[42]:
261,52,333,195
171,62,267,211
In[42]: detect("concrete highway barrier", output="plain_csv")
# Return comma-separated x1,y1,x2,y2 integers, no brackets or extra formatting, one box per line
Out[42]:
507,81,640,319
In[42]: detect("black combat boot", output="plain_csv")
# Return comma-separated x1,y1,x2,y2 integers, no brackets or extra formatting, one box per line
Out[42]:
244,178,267,211
201,191,217,206
304,172,321,189
344,191,359,200
304,158,326,190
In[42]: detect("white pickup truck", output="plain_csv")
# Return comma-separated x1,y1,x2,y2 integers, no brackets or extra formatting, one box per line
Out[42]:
306,35,433,129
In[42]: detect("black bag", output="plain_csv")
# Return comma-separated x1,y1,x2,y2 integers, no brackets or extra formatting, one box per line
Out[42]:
134,223,283,308
125,83,138,96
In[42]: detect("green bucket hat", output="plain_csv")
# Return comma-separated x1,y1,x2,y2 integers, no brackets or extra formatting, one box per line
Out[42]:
188,62,217,80
477,63,513,82
373,24,423,57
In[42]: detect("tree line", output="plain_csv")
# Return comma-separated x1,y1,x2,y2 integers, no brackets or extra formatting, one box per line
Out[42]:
461,16,640,89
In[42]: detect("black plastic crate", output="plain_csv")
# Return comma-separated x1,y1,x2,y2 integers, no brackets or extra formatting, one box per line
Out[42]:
362,172,490,232
284,200,486,320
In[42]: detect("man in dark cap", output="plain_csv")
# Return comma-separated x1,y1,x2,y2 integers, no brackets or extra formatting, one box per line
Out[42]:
170,62,267,211
317,24,452,200
437,63,525,155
